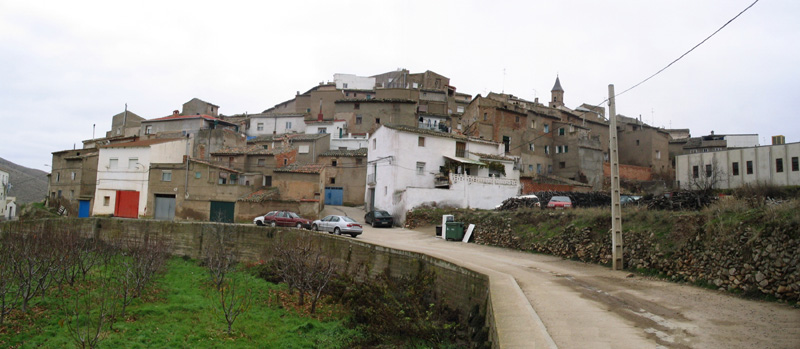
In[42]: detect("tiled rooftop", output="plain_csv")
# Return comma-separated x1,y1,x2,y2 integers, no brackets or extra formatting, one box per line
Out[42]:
319,148,368,157
273,163,325,174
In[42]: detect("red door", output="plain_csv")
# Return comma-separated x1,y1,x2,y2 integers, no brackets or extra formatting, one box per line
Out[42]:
114,190,140,218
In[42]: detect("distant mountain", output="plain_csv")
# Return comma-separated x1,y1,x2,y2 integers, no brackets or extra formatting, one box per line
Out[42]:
0,157,48,204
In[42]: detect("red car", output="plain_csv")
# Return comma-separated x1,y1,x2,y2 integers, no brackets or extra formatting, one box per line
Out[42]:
255,211,312,229
546,196,573,209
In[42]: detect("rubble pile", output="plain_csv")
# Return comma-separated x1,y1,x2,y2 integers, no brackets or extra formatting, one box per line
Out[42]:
641,191,717,211
497,191,613,210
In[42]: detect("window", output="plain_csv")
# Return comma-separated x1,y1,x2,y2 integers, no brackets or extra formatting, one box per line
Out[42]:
776,158,784,173
375,118,381,124
318,127,328,134
162,170,172,182
528,165,533,172
793,157,799,172
502,136,510,153
366,94,372,100
372,138,376,150
354,103,360,110
257,158,265,167
547,164,553,174
330,177,336,184
262,145,269,150
56,172,60,182
457,106,464,113
516,116,520,123
356,114,362,124
732,162,739,176
531,120,537,129
528,143,535,151
418,137,425,147
536,163,542,174
555,146,561,154
656,150,661,160
286,122,292,129
70,190,74,199
283,158,288,165
705,164,712,177
57,190,62,197
306,108,311,113
558,128,565,136
263,175,272,186
483,113,487,121
416,162,425,175
544,124,550,133
692,166,699,178
299,145,310,153
746,160,753,174
128,158,138,169
636,140,640,146
356,158,363,165
331,159,338,167
257,123,264,131
343,83,348,88
145,125,153,135
559,161,566,169
71,172,76,180
103,196,110,206
195,171,201,179
544,145,550,154
109,158,118,168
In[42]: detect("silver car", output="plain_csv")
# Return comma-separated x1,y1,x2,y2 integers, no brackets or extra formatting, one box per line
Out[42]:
311,215,363,237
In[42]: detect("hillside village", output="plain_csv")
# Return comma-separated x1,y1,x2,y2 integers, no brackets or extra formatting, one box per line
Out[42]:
43,68,799,224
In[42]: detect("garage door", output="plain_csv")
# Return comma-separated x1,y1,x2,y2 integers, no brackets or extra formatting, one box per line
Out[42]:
114,190,139,218
325,187,343,206
154,194,176,221
210,201,235,223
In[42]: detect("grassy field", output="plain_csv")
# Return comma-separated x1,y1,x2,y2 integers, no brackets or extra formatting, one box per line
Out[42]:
0,257,362,348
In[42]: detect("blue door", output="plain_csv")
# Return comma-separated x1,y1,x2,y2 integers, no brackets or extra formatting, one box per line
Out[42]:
325,187,343,206
78,200,91,218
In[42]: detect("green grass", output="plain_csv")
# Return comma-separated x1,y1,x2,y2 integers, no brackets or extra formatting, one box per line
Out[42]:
0,258,361,348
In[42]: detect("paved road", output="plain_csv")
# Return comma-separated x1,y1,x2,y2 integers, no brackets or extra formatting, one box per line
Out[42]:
321,206,800,348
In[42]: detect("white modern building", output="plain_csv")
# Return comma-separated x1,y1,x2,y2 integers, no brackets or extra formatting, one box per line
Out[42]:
0,168,8,219
93,138,189,218
247,113,306,138
333,73,376,90
675,141,800,190
305,119,369,150
367,124,520,224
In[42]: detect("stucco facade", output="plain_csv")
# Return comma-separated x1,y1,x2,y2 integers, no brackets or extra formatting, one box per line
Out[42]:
334,99,418,135
317,148,367,206
247,113,306,137
48,149,99,216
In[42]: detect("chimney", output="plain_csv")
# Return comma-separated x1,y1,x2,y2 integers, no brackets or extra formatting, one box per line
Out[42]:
173,110,179,116
772,135,786,145
317,98,324,122
710,130,714,135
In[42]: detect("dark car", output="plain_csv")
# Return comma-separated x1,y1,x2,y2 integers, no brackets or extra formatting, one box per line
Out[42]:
365,210,394,227
256,210,311,229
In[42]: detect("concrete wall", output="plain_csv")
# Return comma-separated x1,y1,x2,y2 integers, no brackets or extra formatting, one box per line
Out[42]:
675,142,800,189
318,155,366,206
248,115,306,137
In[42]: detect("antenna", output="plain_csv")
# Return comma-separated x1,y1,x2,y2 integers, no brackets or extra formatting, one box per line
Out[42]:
502,68,506,93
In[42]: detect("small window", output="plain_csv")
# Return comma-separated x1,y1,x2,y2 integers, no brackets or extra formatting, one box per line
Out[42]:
299,145,310,153
559,161,566,169
263,176,272,186
558,128,565,136
145,125,153,135
109,158,118,168
318,128,328,134
375,118,381,124
457,106,464,113
330,177,336,184
656,150,661,160
416,162,425,175
563,145,568,153
103,196,110,206
544,124,549,133
257,123,264,131
776,158,784,173
746,160,753,174
372,138,376,150
286,121,292,129
356,114,363,124
263,145,269,150
536,164,542,174
528,165,533,172
692,165,699,178
531,120,536,129
332,159,338,167
354,103,360,110
706,164,713,177
516,116,520,123
257,158,265,167
636,140,640,146
528,143,534,151
544,145,550,155
343,83,348,88
56,172,60,182
162,170,172,182
356,158,363,165
792,157,799,172
195,171,202,179
418,137,425,147
71,172,76,180
283,158,288,165
306,108,311,113
128,158,138,169
555,146,561,154
483,113,487,121
732,162,739,176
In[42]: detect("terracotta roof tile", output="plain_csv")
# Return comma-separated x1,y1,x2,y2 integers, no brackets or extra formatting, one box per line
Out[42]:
101,138,185,148
211,144,294,156
319,148,367,157
273,163,325,174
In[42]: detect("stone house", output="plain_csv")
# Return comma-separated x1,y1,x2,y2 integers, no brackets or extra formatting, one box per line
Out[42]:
140,111,238,138
105,109,145,138
48,149,99,217
333,98,418,135
317,148,367,206
248,133,330,166
182,98,220,117
246,113,306,137
615,114,671,177
210,143,298,188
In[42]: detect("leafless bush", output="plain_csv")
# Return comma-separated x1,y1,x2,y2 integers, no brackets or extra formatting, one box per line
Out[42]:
213,276,252,334
204,230,236,291
110,235,170,319
60,275,116,349
269,238,339,313
6,231,59,313
0,235,19,325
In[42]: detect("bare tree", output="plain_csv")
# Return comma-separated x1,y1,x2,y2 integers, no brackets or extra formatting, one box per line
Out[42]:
60,275,116,349
7,231,58,313
214,276,252,335
269,238,339,313
0,234,20,325
686,157,726,193
204,230,236,291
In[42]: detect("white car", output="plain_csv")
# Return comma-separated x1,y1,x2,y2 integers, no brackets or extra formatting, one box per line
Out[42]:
311,215,363,237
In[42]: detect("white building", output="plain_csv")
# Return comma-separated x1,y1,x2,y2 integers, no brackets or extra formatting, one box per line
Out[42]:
93,138,189,218
304,119,369,150
247,113,306,138
5,197,16,220
0,168,8,219
334,73,376,90
675,141,800,190
367,124,520,224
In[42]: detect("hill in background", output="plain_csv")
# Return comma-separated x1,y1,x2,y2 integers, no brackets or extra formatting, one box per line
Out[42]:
0,157,48,204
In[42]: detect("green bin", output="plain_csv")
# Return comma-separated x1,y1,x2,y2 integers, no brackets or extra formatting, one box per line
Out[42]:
444,222,465,241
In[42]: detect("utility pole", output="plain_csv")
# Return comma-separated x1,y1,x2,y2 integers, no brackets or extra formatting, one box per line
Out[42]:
608,84,623,270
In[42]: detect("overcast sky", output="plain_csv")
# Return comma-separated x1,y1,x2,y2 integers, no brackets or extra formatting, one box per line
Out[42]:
1,0,797,172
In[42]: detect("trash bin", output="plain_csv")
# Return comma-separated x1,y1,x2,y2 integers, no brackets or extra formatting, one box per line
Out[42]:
444,222,465,241
435,225,442,236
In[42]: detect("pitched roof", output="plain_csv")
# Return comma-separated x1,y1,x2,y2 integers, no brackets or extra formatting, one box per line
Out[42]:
249,133,329,143
319,148,368,157
238,188,280,203
146,114,234,126
101,138,184,148
186,98,219,108
273,163,325,174
189,158,241,173
552,76,564,92
382,124,500,145
334,98,416,104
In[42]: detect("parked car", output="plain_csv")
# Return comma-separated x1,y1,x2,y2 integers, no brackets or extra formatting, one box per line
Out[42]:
253,211,277,226
365,210,394,227
254,211,312,229
620,195,642,206
311,215,363,237
546,196,573,209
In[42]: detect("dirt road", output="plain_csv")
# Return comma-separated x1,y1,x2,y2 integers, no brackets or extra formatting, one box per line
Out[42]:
322,206,800,348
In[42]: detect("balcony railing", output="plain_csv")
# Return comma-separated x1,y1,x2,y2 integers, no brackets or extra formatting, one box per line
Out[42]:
449,173,518,186
367,173,376,186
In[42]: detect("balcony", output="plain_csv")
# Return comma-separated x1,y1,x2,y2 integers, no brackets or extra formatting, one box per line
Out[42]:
367,173,376,186
448,173,518,187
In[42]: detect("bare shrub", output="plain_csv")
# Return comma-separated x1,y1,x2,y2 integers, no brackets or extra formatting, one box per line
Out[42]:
203,230,236,291
109,235,170,319
60,275,117,349
268,238,339,313
213,276,252,334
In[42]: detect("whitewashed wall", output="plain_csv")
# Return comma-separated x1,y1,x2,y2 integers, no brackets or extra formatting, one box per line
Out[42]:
248,115,306,137
676,142,800,189
334,74,375,90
